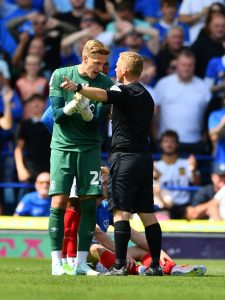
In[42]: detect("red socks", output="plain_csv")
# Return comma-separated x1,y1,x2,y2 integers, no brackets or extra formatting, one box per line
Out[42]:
62,208,81,258
141,253,176,274
99,250,115,269
68,210,80,257
99,250,137,275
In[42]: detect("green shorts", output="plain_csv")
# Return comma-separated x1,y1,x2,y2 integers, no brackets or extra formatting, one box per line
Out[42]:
49,148,102,196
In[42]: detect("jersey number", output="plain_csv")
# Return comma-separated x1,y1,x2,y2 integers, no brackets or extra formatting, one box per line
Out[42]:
90,171,100,185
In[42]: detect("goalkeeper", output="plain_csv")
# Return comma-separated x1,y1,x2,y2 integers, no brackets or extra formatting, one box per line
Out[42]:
48,39,113,276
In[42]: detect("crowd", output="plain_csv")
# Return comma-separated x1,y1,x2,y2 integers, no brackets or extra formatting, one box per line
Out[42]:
0,0,225,221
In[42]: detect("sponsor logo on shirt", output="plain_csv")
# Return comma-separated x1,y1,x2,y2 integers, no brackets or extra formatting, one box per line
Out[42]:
179,167,186,175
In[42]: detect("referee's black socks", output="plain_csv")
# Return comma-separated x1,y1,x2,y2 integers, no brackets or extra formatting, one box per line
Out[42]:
114,220,131,269
145,223,162,268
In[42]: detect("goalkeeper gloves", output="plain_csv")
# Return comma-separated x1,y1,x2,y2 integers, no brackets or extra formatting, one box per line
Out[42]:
63,99,77,116
74,93,94,122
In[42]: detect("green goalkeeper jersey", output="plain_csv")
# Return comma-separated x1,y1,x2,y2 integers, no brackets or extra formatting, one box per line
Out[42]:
49,65,113,152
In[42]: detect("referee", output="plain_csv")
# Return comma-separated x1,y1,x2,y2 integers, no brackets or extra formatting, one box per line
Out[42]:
61,51,163,276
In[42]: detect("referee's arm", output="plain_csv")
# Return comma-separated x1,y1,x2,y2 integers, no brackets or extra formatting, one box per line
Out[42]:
78,87,108,102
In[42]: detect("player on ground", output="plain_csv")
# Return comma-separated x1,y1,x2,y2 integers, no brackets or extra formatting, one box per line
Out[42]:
90,199,207,276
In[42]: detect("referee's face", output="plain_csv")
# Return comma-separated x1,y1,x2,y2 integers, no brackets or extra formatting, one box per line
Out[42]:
115,58,124,82
84,53,108,79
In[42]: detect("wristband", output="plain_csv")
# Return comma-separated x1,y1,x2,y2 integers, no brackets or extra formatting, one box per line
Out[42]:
76,83,82,92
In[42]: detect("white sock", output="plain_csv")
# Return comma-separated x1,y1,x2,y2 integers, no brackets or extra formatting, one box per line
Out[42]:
62,257,67,264
51,250,62,265
76,251,88,265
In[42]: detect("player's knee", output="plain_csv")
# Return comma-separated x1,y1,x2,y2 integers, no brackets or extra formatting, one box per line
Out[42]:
51,194,69,209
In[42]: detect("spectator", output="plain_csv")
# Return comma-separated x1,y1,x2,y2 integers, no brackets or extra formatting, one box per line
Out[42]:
154,49,211,154
105,1,151,35
7,12,67,76
156,26,184,79
205,50,225,96
154,0,190,46
0,66,23,215
109,29,159,78
207,167,225,220
14,94,51,184
0,71,13,215
140,57,157,93
208,2,225,15
92,0,114,26
60,10,112,67
0,58,11,82
208,95,225,163
44,0,73,15
153,168,173,213
191,11,225,78
0,81,12,131
12,36,45,74
0,0,37,59
154,130,201,219
134,0,161,24
0,65,23,145
0,0,17,18
185,163,225,220
179,0,224,44
15,54,49,119
14,172,51,216
55,0,89,31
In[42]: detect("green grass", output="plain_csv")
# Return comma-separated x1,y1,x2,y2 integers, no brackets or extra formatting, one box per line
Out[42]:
0,259,225,300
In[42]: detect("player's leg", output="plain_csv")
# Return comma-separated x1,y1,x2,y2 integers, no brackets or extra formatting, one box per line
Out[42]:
136,153,163,276
89,244,139,275
139,251,175,275
62,197,81,275
105,153,138,276
89,244,114,273
67,198,81,266
48,149,76,275
170,264,207,276
75,147,102,276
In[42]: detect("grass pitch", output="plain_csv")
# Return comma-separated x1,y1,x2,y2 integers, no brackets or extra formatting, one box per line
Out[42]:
0,259,225,300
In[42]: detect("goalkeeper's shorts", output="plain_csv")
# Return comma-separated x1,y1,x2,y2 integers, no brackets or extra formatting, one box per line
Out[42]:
49,147,102,197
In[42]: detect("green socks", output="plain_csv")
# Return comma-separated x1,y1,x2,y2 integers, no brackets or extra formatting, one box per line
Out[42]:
48,200,96,253
78,198,97,251
48,207,65,251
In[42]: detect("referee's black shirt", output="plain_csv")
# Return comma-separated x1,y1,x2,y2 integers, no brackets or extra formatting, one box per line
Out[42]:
106,82,154,153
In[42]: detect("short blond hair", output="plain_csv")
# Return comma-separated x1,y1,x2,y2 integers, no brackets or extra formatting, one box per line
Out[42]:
119,51,143,78
82,39,110,57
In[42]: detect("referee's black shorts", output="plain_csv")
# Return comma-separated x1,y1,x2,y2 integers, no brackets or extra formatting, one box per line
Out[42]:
107,152,154,213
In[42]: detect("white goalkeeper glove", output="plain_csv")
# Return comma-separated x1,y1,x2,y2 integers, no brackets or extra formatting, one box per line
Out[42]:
63,99,77,116
74,93,94,122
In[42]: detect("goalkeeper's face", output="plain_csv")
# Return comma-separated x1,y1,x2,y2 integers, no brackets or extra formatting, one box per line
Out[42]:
84,53,108,79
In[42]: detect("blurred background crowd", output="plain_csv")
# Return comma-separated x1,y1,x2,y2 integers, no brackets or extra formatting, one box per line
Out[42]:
0,0,225,220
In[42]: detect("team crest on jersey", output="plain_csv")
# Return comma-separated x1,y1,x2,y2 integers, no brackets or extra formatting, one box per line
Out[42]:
103,220,109,230
179,167,186,175
50,180,56,191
